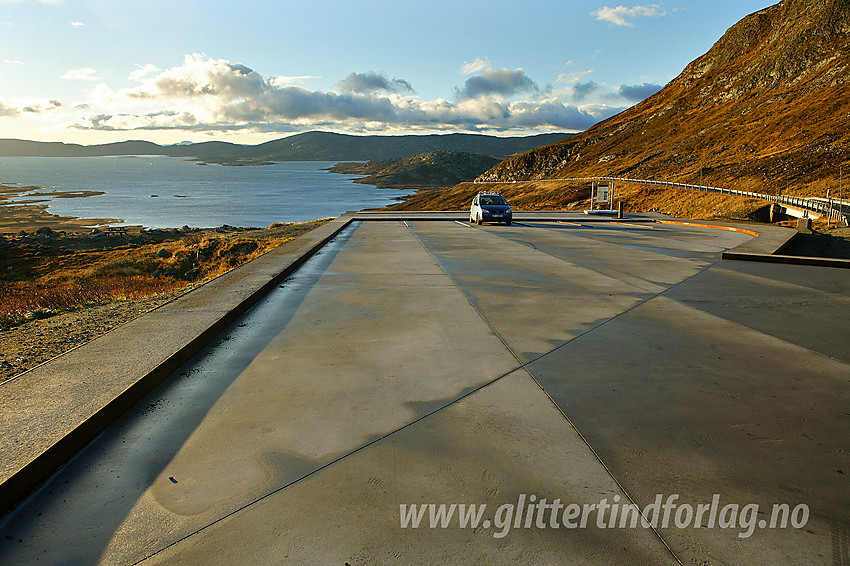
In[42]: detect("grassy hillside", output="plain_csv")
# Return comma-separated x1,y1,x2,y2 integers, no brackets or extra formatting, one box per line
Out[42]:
395,0,849,219
479,0,849,198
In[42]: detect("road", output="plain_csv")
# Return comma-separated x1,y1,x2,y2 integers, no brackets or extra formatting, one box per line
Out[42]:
476,176,850,223
1,220,848,565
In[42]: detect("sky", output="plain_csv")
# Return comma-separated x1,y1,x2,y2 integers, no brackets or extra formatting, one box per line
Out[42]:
0,0,775,145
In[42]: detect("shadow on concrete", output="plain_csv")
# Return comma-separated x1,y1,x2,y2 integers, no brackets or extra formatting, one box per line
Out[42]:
0,224,357,565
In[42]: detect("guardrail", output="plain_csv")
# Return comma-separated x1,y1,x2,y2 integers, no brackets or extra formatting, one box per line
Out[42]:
475,176,849,225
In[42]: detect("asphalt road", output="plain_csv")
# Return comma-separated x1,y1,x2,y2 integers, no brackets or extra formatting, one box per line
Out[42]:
1,220,847,565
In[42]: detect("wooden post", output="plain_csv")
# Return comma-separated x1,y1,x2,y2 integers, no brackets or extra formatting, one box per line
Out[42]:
618,201,623,219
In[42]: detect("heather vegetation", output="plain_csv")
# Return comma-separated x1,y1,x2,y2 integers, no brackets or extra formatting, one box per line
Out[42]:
0,220,327,329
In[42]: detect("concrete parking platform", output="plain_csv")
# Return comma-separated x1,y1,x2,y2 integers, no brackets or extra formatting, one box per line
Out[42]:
0,218,847,565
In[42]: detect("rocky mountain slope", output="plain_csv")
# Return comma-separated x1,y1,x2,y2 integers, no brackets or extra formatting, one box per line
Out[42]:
478,0,849,198
329,151,501,188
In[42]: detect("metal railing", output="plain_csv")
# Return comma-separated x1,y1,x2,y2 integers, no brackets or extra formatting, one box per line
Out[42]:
475,176,849,225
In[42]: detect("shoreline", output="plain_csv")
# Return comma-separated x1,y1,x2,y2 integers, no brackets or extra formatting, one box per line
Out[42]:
0,160,398,234
0,185,123,234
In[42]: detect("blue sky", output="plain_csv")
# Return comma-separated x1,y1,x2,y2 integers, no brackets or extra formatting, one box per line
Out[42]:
0,0,774,144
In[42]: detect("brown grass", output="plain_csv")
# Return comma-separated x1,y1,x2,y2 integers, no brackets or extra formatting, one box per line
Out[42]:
0,220,328,329
388,179,765,221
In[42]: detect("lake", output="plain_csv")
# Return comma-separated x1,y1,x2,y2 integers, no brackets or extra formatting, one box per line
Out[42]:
0,156,409,228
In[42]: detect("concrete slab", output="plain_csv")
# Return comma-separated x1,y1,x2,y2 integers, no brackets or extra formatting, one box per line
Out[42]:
1,217,844,565
719,257,850,296
406,220,738,363
0,222,524,564
0,217,354,511
473,221,721,293
667,264,850,363
526,296,849,565
141,370,677,566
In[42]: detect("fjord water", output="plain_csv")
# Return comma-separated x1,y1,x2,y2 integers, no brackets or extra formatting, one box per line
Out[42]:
0,157,407,228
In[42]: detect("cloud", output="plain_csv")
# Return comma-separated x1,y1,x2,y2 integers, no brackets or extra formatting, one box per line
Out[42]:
128,63,160,82
7,99,62,114
269,75,321,86
571,81,602,101
591,4,666,27
3,59,26,65
556,70,594,84
456,67,538,99
125,54,266,99
68,54,607,134
336,71,414,94
61,67,102,81
0,101,20,117
460,57,490,75
618,82,663,101
70,21,84,27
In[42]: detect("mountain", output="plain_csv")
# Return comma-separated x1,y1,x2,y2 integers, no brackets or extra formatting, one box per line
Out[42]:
477,0,850,198
0,139,169,157
0,131,570,163
239,132,570,162
328,151,501,188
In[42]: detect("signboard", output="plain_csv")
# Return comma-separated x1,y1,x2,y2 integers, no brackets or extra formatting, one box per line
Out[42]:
596,184,610,203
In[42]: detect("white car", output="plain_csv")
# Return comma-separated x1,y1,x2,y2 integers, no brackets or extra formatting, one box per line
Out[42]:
470,193,512,225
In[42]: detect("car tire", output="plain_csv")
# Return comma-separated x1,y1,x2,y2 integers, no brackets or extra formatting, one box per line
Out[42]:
505,220,511,226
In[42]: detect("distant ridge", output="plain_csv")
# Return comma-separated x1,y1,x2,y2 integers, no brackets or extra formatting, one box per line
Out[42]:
0,131,570,163
478,0,850,196
329,151,502,188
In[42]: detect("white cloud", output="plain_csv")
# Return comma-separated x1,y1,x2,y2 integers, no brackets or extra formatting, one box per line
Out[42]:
61,67,102,81
591,4,666,27
556,70,594,84
65,54,610,134
269,75,321,87
70,21,85,27
0,101,19,117
460,57,490,75
128,63,160,82
0,98,63,116
3,59,26,65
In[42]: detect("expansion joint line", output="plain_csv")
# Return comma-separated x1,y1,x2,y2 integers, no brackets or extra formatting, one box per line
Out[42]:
402,220,686,566
133,226,527,564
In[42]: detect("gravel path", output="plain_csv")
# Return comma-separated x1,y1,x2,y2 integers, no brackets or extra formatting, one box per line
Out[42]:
0,287,196,383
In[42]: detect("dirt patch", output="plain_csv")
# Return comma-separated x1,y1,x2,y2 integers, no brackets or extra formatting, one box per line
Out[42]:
0,288,193,383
